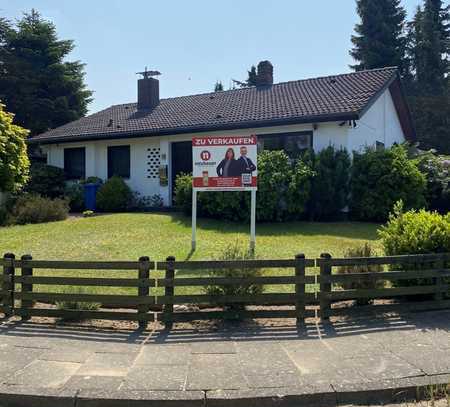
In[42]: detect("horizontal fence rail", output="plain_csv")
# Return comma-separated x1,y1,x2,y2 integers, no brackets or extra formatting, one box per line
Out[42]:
1,252,449,325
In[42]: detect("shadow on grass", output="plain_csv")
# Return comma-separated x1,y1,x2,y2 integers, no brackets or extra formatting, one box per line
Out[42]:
166,212,380,240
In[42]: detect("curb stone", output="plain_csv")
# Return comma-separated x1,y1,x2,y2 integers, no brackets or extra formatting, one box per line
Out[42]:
76,389,205,407
0,375,448,407
0,386,77,407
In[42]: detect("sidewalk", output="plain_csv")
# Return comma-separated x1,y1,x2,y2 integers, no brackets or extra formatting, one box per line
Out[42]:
0,310,449,406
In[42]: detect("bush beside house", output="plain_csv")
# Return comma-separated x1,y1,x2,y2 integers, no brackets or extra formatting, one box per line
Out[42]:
96,176,132,212
350,145,426,222
308,147,351,221
24,163,66,198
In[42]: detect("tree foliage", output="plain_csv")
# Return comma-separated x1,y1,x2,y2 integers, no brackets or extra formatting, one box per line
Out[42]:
0,10,92,136
350,0,407,75
214,81,224,92
406,0,450,153
0,103,30,193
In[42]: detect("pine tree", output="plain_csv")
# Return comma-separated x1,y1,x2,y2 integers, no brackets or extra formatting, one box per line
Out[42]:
407,0,450,153
350,0,407,75
0,10,92,136
214,81,224,92
232,65,258,88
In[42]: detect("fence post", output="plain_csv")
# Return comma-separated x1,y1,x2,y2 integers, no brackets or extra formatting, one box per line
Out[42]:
434,256,445,303
295,253,306,325
138,256,150,329
320,253,332,321
2,253,15,318
164,256,175,329
21,254,33,321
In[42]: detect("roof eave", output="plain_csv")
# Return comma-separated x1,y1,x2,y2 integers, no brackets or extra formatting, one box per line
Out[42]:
29,112,360,145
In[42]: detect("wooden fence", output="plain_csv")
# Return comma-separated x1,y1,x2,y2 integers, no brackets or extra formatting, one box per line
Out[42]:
1,252,449,326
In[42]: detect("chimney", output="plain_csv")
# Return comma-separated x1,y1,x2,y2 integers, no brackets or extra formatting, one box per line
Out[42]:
256,60,273,86
137,68,161,110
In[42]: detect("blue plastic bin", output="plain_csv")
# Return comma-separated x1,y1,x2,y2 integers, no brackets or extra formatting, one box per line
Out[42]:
84,183,101,211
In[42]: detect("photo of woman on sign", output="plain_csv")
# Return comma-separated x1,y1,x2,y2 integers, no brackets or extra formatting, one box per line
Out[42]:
216,147,238,177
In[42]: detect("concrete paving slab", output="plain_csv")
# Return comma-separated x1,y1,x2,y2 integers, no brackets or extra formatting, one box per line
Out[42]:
5,360,81,388
190,341,236,354
0,310,449,406
38,347,93,363
352,354,424,381
123,365,188,391
134,345,190,365
244,372,303,389
75,353,136,377
63,375,123,390
186,354,244,390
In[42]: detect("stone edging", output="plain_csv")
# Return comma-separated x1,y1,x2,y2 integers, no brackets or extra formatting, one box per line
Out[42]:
0,374,449,407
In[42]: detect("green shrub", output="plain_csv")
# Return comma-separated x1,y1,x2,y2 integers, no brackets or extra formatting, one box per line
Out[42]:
350,145,426,222
173,150,313,222
378,202,450,295
336,243,384,305
256,150,313,222
174,173,193,215
0,207,7,226
309,147,351,220
0,103,30,193
64,182,84,212
416,153,450,214
378,201,450,256
9,194,69,225
96,176,132,212
199,191,248,221
205,242,264,312
25,163,66,198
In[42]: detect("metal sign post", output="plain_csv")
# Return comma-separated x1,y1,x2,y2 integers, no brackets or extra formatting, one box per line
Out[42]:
191,189,197,251
191,135,258,253
250,189,256,253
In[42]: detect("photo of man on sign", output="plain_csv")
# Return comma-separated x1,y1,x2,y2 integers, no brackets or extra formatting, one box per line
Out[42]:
192,135,257,191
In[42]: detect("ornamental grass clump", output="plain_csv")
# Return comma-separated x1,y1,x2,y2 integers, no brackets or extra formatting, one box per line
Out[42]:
205,242,264,312
336,242,384,305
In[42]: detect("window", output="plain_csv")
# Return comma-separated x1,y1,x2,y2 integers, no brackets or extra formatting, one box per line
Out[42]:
108,145,130,178
258,131,313,158
376,141,385,151
64,148,85,180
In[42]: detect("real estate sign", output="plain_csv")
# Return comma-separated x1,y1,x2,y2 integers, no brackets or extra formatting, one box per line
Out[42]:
192,135,258,191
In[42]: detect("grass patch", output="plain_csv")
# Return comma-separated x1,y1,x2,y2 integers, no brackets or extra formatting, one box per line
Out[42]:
1,212,381,296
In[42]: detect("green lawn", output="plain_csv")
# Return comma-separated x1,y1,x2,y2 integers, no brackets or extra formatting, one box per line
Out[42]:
0,212,381,261
0,213,381,296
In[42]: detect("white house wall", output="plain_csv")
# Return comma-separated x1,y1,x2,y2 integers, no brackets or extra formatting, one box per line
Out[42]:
348,88,405,153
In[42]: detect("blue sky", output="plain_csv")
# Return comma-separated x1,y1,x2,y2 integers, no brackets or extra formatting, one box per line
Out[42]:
3,0,422,114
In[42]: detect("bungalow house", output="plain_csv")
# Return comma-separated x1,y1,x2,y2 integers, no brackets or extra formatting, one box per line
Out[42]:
31,62,415,206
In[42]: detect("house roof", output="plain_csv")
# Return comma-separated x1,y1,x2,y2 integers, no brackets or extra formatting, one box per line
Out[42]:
31,67,414,144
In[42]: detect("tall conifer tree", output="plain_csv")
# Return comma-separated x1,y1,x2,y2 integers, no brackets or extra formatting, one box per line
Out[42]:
0,10,92,136
350,0,407,75
407,0,450,152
